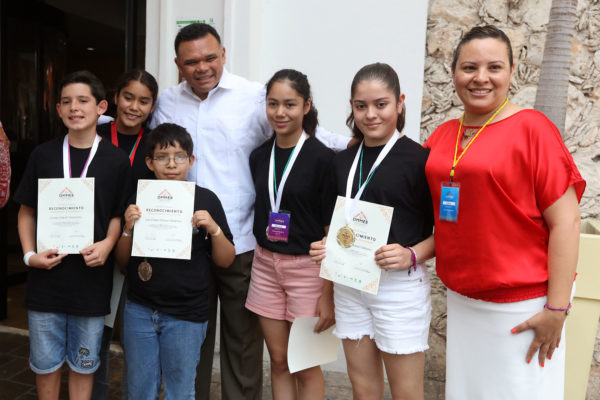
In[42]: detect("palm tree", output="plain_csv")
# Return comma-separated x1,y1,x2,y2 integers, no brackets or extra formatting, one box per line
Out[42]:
533,0,577,137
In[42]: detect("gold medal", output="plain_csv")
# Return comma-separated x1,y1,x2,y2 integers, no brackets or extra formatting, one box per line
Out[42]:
137,259,152,282
336,225,355,248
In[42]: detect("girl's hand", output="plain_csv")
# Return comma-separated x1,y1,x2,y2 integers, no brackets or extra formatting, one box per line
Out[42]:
374,244,412,270
192,210,218,234
123,205,142,234
309,236,327,264
29,249,68,270
314,287,335,333
511,308,567,366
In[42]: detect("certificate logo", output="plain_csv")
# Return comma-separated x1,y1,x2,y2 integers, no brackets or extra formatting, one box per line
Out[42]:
157,189,173,201
352,211,368,225
59,187,74,199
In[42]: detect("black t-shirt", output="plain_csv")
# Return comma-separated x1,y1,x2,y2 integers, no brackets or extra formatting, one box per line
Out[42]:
330,136,434,246
250,136,336,254
97,123,154,195
127,184,233,322
14,136,132,316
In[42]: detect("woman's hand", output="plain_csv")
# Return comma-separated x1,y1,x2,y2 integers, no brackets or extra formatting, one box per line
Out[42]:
309,236,327,264
81,239,114,267
123,205,142,234
511,308,567,366
374,244,412,271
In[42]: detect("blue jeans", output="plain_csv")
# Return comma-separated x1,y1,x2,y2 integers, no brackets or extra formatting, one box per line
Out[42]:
28,311,104,374
123,300,207,400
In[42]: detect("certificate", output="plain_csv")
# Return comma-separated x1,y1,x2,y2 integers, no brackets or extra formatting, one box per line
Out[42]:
132,179,195,259
287,317,340,373
320,196,393,295
37,178,95,254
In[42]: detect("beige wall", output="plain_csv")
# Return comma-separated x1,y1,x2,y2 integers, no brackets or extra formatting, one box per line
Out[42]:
422,1,600,398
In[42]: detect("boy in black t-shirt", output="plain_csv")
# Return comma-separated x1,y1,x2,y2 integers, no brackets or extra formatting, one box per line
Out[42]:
114,123,235,399
15,71,131,400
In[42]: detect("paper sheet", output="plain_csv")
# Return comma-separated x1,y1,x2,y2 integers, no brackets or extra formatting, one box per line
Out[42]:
287,317,341,373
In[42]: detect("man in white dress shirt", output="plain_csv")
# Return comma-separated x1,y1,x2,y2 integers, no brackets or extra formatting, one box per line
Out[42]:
150,23,349,400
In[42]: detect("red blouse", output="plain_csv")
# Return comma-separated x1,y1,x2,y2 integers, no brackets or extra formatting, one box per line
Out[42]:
425,110,586,302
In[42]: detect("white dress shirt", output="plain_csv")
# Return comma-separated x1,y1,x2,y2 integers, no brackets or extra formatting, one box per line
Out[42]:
151,69,350,254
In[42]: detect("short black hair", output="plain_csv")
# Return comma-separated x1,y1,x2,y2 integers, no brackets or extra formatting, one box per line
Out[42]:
146,123,194,157
452,25,513,71
59,70,105,104
174,23,221,56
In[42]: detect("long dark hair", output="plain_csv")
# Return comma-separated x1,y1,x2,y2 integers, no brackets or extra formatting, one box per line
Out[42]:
265,69,318,136
115,69,159,106
346,63,406,140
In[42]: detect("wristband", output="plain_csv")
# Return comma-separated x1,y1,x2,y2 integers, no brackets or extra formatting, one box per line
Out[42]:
205,226,221,240
407,246,417,271
121,230,132,238
23,251,36,267
544,303,571,315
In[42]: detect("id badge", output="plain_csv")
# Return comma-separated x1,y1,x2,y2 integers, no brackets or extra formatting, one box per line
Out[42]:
267,211,291,242
440,182,460,222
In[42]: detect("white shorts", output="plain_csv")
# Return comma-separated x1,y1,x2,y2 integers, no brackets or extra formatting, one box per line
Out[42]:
333,264,431,354
446,289,567,400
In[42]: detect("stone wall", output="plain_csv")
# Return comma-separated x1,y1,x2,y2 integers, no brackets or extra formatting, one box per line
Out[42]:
421,1,600,398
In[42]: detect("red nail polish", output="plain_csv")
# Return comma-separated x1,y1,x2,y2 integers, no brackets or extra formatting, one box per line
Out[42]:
527,359,531,364
510,328,517,334
541,362,545,367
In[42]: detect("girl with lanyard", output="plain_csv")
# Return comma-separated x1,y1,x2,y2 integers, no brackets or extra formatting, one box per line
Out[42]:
97,69,157,183
245,69,336,399
92,69,157,400
310,63,434,400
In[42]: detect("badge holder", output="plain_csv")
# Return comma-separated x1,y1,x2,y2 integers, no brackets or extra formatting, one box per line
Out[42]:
266,211,291,242
440,182,460,222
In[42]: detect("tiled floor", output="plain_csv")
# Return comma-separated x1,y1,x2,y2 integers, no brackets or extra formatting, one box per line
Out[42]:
0,330,369,400
0,283,390,399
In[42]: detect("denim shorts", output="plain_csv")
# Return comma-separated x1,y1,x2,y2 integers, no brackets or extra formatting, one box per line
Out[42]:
246,245,324,322
28,310,105,374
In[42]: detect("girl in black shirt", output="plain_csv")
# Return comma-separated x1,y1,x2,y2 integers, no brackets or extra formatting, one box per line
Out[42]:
246,69,335,399
310,63,434,400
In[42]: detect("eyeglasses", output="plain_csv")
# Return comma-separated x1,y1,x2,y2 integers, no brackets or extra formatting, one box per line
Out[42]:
152,154,189,165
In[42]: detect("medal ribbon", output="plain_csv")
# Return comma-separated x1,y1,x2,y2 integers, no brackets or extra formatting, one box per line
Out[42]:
268,132,307,213
111,122,143,166
450,97,509,182
344,130,400,225
62,134,100,178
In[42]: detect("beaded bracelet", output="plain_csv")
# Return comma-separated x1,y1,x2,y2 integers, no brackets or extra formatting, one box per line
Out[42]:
544,302,572,315
407,246,417,272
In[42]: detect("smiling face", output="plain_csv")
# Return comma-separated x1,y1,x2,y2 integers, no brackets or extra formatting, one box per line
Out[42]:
453,38,515,119
350,79,404,146
57,83,107,136
175,34,225,100
146,141,195,181
266,80,310,142
115,80,155,135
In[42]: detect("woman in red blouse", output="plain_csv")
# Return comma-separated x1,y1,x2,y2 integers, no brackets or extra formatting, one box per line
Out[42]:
424,25,586,399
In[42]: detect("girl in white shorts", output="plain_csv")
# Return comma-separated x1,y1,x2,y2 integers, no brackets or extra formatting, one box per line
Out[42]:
310,63,434,400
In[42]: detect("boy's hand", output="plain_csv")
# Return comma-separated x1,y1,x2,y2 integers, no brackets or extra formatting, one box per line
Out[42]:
124,205,142,234
81,239,113,267
309,236,327,264
29,249,67,270
314,290,335,333
192,210,218,234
